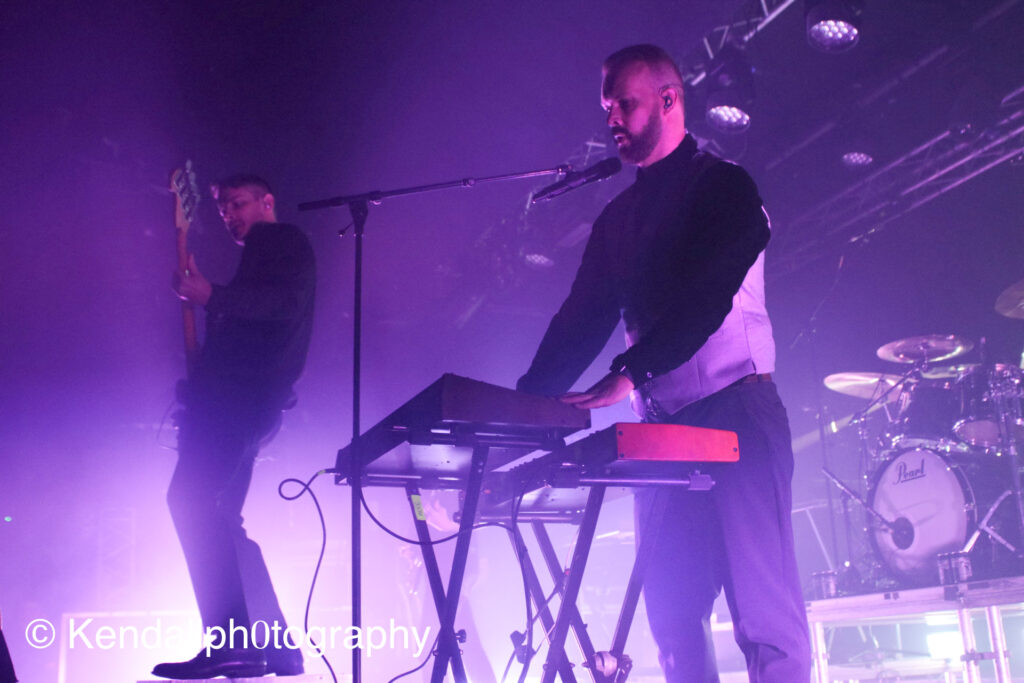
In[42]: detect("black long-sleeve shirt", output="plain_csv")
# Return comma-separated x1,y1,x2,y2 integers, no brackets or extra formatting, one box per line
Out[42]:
192,221,316,406
517,135,770,396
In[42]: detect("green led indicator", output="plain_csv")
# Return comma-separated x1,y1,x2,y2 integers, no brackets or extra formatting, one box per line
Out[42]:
3,516,11,523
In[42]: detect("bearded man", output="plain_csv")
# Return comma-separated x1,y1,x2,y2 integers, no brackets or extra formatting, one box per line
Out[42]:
517,45,810,682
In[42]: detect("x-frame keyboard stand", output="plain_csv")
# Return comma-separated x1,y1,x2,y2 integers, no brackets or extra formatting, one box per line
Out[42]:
484,473,713,683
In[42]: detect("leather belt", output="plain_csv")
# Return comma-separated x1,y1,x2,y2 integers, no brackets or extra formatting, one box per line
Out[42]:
732,372,772,387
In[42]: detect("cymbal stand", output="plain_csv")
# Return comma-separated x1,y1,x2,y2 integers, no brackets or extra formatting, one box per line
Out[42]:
994,378,1024,537
790,251,853,572
958,370,1024,562
848,363,922,428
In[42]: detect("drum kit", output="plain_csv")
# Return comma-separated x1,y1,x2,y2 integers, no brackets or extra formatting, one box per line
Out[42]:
820,279,1024,591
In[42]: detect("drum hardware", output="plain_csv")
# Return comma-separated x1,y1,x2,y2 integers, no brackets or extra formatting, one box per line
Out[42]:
822,468,916,554
994,387,1024,542
937,551,973,585
819,332,1024,590
961,490,1019,557
811,570,840,599
954,363,1024,449
824,369,921,442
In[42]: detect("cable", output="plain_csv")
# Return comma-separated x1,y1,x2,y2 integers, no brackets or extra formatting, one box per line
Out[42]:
500,582,560,683
347,474,546,681
356,484,523,682
386,633,439,683
358,486,511,546
501,485,538,683
155,395,180,451
278,470,338,683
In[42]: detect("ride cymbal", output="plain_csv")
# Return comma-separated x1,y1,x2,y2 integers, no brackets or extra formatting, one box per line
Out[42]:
995,277,1024,319
877,334,973,364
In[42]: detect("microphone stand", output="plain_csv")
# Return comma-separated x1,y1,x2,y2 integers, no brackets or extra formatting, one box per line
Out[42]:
789,253,849,577
298,162,570,683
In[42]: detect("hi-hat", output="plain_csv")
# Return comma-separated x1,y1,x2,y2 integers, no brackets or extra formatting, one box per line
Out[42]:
924,362,1020,379
995,278,1024,319
824,372,907,401
877,334,973,364
920,364,976,379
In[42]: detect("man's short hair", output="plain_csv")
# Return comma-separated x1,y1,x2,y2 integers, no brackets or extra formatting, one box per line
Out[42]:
603,44,684,86
211,174,272,201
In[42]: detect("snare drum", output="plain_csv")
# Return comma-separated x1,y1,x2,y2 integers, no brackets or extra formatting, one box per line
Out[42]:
954,365,1024,448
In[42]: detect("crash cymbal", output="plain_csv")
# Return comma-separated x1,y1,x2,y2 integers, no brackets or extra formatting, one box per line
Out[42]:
824,372,907,401
877,334,973,364
995,278,1024,319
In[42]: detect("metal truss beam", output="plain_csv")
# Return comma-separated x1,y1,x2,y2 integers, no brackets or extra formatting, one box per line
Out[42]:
770,92,1024,279
680,0,799,85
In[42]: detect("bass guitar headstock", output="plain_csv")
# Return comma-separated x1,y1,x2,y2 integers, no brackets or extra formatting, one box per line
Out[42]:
170,160,200,234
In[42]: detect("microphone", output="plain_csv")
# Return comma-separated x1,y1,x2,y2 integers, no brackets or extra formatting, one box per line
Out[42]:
531,157,622,204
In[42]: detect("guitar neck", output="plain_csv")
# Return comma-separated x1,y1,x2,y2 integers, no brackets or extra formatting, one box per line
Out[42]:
173,177,200,376
177,227,199,376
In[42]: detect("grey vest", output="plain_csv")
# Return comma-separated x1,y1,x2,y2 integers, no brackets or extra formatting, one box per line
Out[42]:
629,210,776,418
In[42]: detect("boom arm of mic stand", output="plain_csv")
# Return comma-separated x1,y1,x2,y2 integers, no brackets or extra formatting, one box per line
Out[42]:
296,162,570,683
297,164,572,213
821,468,898,532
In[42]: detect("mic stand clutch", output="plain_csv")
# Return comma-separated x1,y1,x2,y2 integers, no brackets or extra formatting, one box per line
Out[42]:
298,161,577,683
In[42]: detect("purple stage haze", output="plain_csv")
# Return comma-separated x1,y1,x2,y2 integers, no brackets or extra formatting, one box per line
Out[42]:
1,1,1023,680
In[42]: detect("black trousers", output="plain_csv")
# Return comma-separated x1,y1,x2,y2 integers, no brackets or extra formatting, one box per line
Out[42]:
635,381,810,682
168,388,300,668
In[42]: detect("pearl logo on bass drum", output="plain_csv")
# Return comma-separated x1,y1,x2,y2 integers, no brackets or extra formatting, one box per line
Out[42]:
894,458,926,485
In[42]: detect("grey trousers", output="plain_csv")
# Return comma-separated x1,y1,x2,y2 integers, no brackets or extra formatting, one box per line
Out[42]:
635,381,811,682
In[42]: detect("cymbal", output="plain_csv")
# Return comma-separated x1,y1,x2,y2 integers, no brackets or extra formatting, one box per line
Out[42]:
877,334,973,364
824,372,906,401
924,362,1020,379
920,364,975,379
995,278,1024,319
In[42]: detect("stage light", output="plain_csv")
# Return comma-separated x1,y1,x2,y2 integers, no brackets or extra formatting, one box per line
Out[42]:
519,233,557,270
806,0,864,53
704,46,755,134
707,104,751,133
523,251,556,270
837,123,877,170
841,151,873,168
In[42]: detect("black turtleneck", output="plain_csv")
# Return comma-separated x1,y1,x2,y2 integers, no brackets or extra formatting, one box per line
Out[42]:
192,221,316,406
517,134,769,396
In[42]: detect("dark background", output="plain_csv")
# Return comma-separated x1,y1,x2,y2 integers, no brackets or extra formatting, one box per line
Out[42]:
1,1,1022,680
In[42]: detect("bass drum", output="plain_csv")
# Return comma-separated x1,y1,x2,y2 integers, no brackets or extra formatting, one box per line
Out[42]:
869,447,974,581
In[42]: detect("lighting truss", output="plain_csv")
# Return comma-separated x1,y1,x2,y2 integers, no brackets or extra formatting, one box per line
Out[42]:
769,89,1024,279
679,0,800,86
